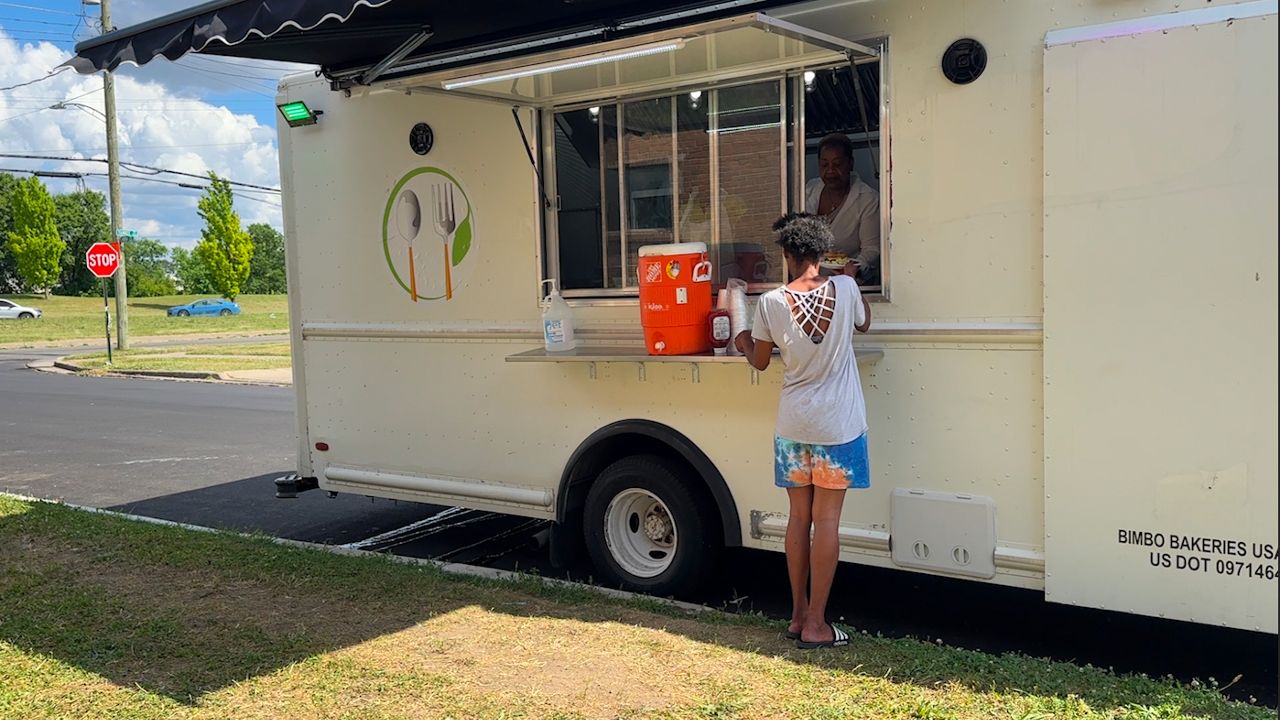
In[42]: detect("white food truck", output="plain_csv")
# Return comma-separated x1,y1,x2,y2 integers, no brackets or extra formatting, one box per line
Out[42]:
69,0,1278,632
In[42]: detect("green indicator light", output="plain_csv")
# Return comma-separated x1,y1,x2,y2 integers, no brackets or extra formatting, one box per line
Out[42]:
277,101,319,127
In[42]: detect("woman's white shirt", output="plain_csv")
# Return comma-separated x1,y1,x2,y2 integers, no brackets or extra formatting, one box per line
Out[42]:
751,274,868,445
804,177,880,270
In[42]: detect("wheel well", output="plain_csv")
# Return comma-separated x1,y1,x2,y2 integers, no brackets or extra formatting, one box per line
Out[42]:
556,420,742,547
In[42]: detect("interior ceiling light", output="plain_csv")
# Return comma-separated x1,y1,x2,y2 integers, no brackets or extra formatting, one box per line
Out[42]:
442,39,686,90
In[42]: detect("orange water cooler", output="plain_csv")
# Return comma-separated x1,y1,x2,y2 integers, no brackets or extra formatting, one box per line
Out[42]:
637,242,713,355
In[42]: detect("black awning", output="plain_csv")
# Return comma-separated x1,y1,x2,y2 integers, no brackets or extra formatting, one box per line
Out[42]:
67,0,786,84
66,0,397,73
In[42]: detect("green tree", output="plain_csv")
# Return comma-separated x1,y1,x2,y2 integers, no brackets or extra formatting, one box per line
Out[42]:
193,173,253,300
0,172,26,293
5,176,65,298
54,189,111,296
243,223,286,294
171,246,214,294
124,238,176,297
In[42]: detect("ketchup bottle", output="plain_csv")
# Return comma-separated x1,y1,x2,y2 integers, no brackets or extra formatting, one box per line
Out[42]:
708,308,731,355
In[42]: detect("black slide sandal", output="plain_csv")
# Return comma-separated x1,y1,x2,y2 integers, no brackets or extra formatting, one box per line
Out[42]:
795,623,850,649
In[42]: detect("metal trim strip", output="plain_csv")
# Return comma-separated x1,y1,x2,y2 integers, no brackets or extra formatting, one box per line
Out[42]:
324,465,553,507
1044,0,1276,47
752,512,1047,572
300,321,1044,343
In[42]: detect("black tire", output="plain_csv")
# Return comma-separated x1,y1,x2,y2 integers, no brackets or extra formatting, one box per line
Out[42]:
17,312,34,319
177,309,190,317
583,454,720,597
219,308,232,316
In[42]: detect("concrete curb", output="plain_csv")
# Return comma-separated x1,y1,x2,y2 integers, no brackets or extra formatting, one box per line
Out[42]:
0,331,290,352
0,492,716,617
50,357,222,379
41,356,290,387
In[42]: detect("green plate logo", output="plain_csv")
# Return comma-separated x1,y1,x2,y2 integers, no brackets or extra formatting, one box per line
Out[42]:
382,167,474,302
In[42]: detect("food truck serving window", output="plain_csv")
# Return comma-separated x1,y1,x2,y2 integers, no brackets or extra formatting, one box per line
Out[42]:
410,12,886,297
548,60,885,297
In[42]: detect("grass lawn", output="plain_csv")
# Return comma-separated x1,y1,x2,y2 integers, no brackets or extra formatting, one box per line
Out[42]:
0,495,1268,720
67,342,293,373
0,294,289,346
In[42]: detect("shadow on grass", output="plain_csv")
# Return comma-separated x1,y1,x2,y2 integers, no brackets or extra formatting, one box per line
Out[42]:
0,494,1266,719
128,302,182,311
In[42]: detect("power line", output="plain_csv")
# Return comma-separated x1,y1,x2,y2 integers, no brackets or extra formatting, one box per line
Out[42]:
1,166,284,205
176,62,277,98
186,54,314,73
0,31,71,43
0,87,107,123
5,96,261,106
0,105,49,123
182,56,289,82
0,153,281,192
234,192,282,207
0,2,80,15
0,67,70,93
0,15,79,27
20,141,272,153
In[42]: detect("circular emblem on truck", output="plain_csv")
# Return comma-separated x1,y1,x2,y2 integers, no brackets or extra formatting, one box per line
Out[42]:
381,167,475,302
409,122,434,155
941,38,987,85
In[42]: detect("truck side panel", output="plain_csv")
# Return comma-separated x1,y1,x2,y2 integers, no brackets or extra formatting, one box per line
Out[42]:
1043,12,1278,632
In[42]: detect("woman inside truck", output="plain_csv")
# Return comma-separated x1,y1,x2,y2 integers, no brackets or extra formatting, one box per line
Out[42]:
735,212,872,649
805,133,880,285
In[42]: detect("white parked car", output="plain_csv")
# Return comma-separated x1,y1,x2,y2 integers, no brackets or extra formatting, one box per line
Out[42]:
0,299,42,319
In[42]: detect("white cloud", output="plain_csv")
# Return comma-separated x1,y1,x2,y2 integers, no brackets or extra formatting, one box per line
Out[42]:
1,30,285,250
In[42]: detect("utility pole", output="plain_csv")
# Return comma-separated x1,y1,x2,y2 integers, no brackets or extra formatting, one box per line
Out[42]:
98,0,129,349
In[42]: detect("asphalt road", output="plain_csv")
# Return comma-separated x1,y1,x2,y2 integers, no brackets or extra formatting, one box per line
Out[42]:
1,343,1275,705
0,342,437,544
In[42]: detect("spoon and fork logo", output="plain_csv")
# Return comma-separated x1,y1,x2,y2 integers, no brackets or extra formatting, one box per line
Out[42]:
383,167,473,302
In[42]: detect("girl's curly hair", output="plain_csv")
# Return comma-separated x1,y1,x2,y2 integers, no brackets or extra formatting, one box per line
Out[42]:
771,212,833,262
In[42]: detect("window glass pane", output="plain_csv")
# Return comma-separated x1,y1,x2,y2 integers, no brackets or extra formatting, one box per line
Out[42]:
601,105,623,289
554,108,606,290
716,81,784,286
803,62,882,288
675,90,712,253
621,96,675,286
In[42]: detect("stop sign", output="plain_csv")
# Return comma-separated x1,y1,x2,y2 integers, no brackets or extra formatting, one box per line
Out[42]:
86,242,121,278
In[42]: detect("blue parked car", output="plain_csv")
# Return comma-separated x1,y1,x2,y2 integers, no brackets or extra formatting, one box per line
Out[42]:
167,298,241,317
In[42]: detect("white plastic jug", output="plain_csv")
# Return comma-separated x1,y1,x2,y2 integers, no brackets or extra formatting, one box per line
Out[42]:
541,279,577,352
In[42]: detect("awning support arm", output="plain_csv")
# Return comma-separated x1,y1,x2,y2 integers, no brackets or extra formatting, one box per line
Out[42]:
348,26,433,88
511,107,553,210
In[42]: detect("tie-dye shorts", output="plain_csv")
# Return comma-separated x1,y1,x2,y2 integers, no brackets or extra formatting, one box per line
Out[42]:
774,433,871,491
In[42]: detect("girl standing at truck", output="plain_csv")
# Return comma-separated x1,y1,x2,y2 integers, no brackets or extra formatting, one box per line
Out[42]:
735,212,872,648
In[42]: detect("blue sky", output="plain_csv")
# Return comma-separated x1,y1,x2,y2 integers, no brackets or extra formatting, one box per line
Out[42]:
1,0,312,248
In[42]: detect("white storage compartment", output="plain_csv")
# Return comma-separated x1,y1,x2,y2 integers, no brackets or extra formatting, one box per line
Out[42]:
890,488,997,579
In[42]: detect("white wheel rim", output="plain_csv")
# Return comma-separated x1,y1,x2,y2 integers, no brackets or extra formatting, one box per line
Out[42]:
603,488,677,579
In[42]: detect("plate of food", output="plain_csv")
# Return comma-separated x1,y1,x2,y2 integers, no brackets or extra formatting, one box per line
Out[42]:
819,254,852,270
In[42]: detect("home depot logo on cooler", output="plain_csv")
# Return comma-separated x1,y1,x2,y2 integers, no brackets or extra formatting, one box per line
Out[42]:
644,263,662,284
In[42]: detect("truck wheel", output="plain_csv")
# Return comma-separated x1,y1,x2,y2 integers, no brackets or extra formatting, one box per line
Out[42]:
583,454,719,597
